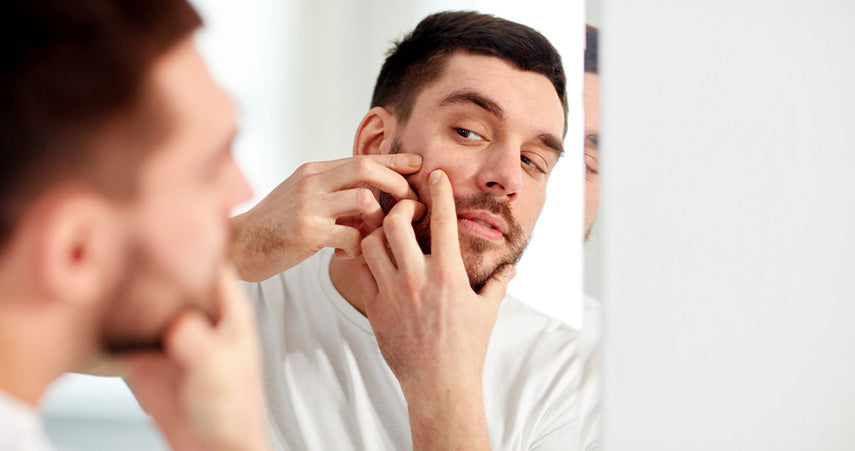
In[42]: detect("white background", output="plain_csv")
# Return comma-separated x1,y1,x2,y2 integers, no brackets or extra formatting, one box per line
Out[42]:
600,0,855,449
41,1,585,450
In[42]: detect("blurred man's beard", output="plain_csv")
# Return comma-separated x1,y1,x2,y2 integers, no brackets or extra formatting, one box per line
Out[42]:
380,139,529,292
97,240,220,355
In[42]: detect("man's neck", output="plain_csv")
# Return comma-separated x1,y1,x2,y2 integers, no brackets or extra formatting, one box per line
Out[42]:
328,254,370,316
0,298,90,407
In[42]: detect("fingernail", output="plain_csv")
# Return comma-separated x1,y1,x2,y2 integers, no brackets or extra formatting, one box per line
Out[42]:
407,154,422,168
430,170,442,184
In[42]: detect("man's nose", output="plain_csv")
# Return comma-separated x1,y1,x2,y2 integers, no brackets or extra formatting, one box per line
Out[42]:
476,143,521,199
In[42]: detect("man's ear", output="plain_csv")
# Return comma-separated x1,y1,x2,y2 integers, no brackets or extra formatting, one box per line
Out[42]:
35,187,122,308
353,106,396,157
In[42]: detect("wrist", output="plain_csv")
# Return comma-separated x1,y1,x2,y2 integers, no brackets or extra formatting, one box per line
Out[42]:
405,385,491,451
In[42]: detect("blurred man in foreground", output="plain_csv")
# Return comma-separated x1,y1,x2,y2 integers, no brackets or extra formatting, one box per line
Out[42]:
0,1,269,449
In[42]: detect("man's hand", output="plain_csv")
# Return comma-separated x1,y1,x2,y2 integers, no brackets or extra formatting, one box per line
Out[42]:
123,267,270,451
231,154,422,282
359,169,515,451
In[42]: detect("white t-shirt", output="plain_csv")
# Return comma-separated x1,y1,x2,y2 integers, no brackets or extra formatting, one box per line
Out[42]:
0,389,55,451
246,248,599,450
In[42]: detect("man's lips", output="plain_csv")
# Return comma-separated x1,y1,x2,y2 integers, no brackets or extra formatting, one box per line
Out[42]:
457,211,507,240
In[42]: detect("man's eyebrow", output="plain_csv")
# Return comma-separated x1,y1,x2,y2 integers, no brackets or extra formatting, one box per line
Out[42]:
539,133,565,158
586,133,599,149
439,90,505,120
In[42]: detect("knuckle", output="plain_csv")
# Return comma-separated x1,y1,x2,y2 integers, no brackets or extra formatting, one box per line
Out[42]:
354,157,375,177
296,162,316,176
293,175,316,195
355,188,376,209
383,212,406,232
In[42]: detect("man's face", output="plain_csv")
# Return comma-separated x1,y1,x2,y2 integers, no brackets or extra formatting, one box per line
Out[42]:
384,52,565,291
584,72,600,240
100,39,252,351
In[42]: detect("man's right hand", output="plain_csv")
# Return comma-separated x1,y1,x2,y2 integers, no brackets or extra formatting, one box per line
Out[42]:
230,154,422,282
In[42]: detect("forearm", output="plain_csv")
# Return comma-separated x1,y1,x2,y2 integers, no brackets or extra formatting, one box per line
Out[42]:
229,212,268,282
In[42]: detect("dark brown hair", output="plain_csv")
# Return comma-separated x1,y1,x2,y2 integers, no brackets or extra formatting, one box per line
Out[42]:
0,0,202,247
586,24,599,75
371,11,567,129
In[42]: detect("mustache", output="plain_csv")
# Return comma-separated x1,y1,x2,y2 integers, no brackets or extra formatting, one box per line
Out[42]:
427,191,518,237
381,181,522,239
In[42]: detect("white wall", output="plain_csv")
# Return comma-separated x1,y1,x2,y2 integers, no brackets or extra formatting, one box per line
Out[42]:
600,0,855,449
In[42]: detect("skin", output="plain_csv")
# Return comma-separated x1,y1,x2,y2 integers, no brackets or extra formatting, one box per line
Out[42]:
0,38,270,451
232,51,564,450
112,39,269,451
584,72,600,239
230,153,422,282
334,51,565,317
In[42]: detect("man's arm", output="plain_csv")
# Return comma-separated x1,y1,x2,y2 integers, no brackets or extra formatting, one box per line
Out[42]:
360,169,514,450
230,154,421,281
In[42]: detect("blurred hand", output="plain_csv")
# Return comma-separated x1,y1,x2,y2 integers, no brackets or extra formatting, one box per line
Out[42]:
359,169,514,451
123,267,270,451
230,154,422,282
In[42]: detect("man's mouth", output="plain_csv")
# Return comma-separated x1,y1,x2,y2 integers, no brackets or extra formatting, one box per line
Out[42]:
457,211,507,241
471,219,495,229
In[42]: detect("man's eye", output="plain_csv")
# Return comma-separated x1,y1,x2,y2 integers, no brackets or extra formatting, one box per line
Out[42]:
521,155,545,173
455,128,483,140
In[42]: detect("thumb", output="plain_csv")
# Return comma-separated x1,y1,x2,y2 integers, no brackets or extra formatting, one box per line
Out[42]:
478,264,516,311
164,311,216,370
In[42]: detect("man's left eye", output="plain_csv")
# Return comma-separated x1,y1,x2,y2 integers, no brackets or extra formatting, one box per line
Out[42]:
521,155,545,173
456,128,484,140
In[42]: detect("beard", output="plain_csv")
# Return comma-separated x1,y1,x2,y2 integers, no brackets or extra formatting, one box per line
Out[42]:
380,139,530,292
97,237,221,355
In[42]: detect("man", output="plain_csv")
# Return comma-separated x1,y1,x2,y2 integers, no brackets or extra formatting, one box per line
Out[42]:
0,1,269,449
584,24,601,241
233,12,594,450
580,24,603,450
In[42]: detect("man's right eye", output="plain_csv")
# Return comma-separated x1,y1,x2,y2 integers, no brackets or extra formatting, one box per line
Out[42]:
455,128,484,140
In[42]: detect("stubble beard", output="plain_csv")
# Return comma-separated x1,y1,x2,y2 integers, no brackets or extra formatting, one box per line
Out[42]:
97,239,220,355
381,139,530,292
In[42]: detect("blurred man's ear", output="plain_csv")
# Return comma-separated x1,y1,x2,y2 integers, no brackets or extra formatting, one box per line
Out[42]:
353,106,397,157
33,186,123,307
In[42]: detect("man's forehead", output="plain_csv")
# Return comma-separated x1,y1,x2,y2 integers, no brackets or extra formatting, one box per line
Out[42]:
421,52,565,130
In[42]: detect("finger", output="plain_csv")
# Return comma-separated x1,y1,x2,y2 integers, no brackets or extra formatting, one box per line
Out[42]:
361,228,397,281
163,310,216,370
477,264,516,313
325,224,362,258
427,169,461,260
213,265,256,336
323,188,385,230
383,199,427,273
321,155,421,201
356,263,380,311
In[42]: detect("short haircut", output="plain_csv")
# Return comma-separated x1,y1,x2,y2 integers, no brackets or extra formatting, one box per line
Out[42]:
371,11,567,132
0,0,202,248
585,24,599,75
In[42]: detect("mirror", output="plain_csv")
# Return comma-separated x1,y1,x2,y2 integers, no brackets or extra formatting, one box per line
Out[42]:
41,2,589,449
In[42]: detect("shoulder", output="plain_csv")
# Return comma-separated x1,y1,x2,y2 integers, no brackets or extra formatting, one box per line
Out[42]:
242,249,331,304
494,294,582,351
488,295,586,385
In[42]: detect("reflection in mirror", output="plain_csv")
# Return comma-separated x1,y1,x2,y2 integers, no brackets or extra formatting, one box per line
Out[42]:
39,2,594,450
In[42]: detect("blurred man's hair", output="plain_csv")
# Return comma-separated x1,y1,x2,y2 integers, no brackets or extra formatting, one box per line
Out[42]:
0,0,202,249
371,11,567,133
585,24,599,75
